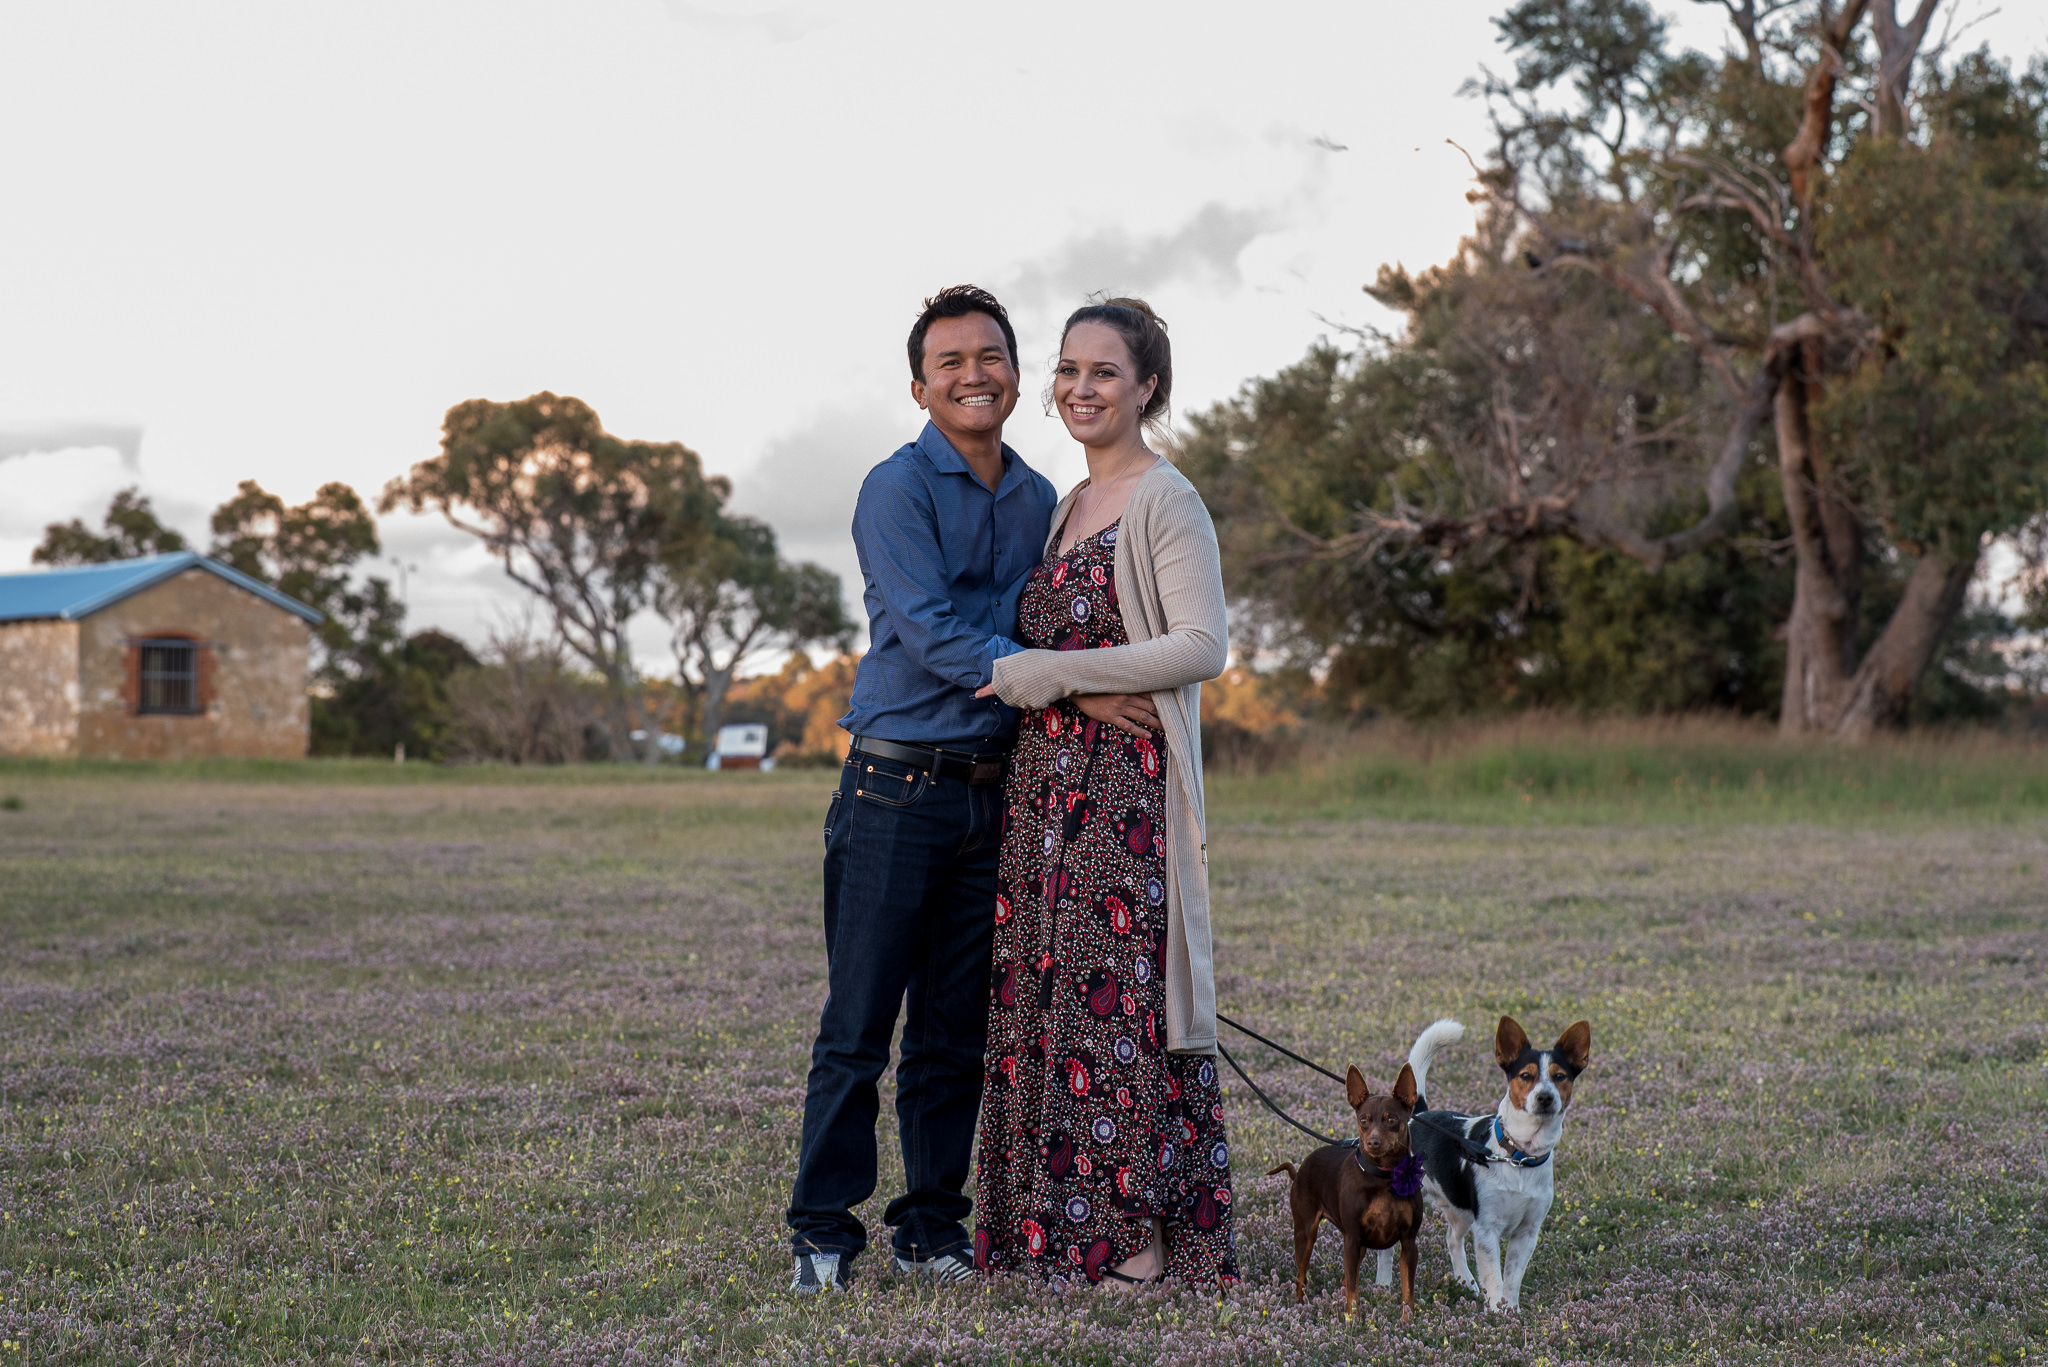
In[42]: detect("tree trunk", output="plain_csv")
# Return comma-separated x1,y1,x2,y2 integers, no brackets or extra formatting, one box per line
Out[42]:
1775,354,1977,740
1829,549,1978,742
1775,347,1866,734
600,645,657,764
1871,1,1940,141
700,662,735,750
1771,1,1957,741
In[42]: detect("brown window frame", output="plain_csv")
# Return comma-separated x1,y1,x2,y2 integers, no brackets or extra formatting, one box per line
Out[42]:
125,636,214,717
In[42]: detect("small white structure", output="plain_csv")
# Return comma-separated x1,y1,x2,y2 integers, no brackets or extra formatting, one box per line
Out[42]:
629,728,689,758
706,722,772,771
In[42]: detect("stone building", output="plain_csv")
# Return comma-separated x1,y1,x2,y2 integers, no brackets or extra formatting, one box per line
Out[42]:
0,552,322,760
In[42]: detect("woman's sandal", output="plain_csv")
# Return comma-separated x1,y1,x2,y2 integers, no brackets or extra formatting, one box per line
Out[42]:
1098,1267,1167,1286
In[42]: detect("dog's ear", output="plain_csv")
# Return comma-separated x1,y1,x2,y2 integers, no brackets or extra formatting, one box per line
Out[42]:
1346,1064,1370,1110
1392,1062,1418,1111
1495,1016,1531,1069
1554,1020,1592,1073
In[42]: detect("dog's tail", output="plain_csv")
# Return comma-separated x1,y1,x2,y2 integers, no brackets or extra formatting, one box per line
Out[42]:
1407,1018,1466,1110
1265,1161,1298,1182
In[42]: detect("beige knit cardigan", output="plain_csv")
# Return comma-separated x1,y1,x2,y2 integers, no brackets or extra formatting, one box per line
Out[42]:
989,458,1227,1055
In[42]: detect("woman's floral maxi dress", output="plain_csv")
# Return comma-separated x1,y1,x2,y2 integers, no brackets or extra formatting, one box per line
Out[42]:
974,520,1238,1284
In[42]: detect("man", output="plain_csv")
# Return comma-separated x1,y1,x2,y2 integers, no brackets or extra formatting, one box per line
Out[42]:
786,286,1156,1291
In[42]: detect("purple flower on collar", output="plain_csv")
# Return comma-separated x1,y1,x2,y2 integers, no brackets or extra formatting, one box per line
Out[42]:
1389,1154,1425,1197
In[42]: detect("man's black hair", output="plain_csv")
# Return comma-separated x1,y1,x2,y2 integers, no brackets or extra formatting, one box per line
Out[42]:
907,285,1019,382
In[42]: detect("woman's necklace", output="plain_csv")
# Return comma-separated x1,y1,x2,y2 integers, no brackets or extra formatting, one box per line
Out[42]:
1077,447,1153,526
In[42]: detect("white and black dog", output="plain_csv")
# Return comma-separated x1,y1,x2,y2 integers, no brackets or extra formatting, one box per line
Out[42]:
1374,1015,1591,1311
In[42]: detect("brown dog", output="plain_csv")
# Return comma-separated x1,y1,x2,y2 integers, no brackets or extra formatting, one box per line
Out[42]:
1266,1062,1424,1319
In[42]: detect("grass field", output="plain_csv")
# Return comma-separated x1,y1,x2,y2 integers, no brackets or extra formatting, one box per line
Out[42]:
1,726,2045,1364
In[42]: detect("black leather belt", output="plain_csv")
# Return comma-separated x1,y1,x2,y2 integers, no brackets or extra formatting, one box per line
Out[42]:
851,736,1012,786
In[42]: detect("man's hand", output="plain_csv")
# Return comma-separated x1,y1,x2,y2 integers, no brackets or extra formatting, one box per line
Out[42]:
1073,692,1161,736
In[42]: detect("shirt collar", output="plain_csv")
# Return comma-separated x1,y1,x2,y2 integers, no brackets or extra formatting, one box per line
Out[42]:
916,421,1023,497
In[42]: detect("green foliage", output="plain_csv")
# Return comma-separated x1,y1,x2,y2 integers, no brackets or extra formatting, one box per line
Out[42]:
209,479,380,620
32,486,188,564
1813,57,2048,557
1495,0,1668,162
1525,502,1791,713
1181,338,1792,720
311,624,479,760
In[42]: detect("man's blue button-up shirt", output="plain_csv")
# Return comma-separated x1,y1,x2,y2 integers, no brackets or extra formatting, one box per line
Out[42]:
839,421,1059,749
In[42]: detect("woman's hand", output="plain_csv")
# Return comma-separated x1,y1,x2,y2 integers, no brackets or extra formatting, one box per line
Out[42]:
974,686,1160,736
1074,693,1161,736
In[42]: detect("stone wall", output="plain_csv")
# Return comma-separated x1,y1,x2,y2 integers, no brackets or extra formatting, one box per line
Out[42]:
75,569,313,760
0,619,82,757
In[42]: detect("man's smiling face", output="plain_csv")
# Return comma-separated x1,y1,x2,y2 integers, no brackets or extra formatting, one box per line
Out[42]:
911,312,1020,446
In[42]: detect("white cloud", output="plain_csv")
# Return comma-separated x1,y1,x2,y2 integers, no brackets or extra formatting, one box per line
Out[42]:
1007,203,1275,308
0,422,144,466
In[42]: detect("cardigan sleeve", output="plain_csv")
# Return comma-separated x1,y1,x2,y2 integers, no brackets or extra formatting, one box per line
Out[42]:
989,485,1227,708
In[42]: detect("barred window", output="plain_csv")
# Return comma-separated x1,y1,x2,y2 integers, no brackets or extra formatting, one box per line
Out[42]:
138,640,200,715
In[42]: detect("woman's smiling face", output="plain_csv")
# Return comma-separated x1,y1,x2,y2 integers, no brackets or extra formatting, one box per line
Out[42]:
1052,321,1156,448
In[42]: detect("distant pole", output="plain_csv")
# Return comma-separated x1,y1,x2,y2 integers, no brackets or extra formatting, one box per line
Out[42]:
389,557,418,609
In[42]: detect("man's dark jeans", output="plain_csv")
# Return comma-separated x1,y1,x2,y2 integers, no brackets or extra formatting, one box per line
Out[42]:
786,750,1003,1265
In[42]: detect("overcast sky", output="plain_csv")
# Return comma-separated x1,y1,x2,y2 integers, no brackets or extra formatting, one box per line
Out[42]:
4,0,2042,670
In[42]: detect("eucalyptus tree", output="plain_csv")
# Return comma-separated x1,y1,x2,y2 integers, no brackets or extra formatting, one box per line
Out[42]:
380,392,724,758
1198,0,2047,736
209,479,381,619
33,487,189,564
654,514,853,747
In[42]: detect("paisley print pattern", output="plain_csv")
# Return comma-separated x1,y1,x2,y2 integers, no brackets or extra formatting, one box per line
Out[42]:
974,519,1238,1285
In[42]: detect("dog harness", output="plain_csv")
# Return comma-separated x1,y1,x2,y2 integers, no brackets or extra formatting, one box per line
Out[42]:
1493,1116,1552,1168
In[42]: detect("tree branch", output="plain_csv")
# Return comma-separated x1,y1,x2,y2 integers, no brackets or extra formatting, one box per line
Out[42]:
1871,0,1941,139
1546,252,1745,399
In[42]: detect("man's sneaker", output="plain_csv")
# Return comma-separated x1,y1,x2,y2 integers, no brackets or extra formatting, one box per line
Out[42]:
790,1251,851,1295
894,1251,976,1285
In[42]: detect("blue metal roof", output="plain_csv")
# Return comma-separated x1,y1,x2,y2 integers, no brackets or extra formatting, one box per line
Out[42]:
0,552,324,625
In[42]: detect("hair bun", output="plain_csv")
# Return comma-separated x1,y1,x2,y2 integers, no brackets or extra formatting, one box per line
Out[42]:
1102,296,1167,331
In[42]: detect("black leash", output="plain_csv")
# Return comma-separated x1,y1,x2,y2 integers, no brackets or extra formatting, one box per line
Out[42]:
1215,1013,1499,1164
1215,1011,1347,1086
1213,1039,1347,1147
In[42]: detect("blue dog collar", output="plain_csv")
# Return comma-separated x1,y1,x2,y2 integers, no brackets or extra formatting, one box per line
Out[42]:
1494,1116,1551,1168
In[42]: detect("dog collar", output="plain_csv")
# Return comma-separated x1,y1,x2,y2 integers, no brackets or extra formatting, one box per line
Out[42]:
1493,1116,1551,1168
1353,1147,1426,1196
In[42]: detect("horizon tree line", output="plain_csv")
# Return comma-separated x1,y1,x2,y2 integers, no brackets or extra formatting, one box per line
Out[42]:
30,402,853,761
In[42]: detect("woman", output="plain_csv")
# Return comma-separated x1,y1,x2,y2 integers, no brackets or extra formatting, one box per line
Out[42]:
971,297,1237,1285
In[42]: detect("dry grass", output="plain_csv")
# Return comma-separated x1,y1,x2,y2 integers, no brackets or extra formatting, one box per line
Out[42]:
0,748,2043,1364
1226,714,2048,823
